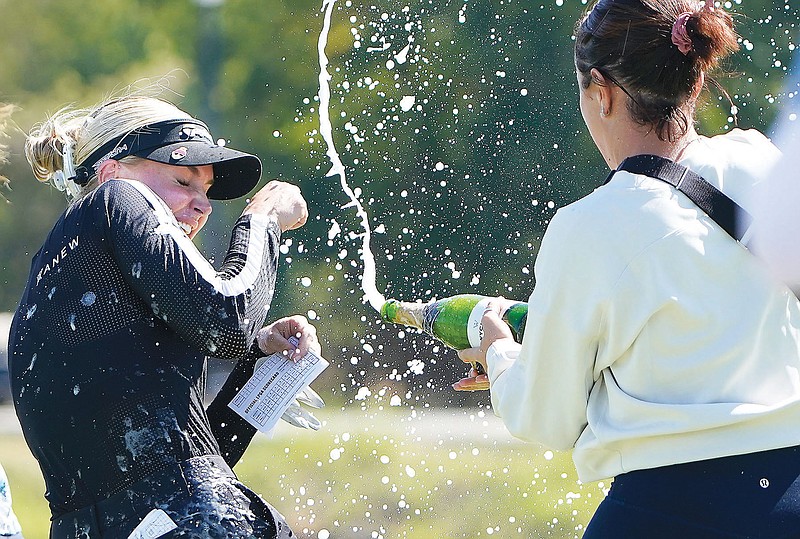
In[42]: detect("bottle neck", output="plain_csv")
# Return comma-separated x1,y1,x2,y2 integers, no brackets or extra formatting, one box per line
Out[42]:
381,299,427,329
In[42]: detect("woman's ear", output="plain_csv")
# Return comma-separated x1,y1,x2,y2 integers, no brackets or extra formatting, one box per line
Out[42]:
96,160,118,184
590,68,615,118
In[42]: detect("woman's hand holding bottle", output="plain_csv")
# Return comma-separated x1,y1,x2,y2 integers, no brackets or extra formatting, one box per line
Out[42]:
454,300,515,391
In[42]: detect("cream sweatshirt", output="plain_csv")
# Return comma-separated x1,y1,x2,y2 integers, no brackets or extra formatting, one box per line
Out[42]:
487,129,800,482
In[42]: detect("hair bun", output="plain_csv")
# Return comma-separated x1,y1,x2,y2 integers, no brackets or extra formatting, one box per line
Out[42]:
685,6,738,70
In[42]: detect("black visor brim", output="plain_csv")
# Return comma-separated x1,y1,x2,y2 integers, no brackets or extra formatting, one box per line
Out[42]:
139,142,262,200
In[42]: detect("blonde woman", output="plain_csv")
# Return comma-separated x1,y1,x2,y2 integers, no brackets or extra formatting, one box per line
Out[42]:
10,95,317,538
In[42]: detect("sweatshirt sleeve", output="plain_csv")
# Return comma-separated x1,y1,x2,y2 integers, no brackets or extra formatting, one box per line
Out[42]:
487,207,605,450
99,180,281,359
206,349,260,467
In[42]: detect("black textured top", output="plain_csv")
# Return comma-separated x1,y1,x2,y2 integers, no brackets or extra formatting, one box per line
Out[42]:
8,179,276,517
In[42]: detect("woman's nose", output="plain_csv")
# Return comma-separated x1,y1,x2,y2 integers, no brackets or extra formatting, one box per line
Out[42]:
194,193,212,217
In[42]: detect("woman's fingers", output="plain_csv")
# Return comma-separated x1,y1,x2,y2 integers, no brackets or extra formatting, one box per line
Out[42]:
457,347,483,365
256,315,321,360
452,373,490,391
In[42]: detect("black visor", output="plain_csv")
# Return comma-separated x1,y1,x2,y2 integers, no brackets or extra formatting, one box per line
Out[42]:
73,119,262,200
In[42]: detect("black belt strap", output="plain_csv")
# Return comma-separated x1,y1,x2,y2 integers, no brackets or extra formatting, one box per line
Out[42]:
611,154,752,242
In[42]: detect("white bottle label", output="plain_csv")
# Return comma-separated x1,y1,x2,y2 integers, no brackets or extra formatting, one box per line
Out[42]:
467,298,492,348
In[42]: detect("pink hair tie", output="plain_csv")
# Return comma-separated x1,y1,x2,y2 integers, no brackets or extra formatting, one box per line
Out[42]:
671,12,694,55
672,0,715,56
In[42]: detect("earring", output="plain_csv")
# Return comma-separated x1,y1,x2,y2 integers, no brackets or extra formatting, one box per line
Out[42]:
600,105,607,117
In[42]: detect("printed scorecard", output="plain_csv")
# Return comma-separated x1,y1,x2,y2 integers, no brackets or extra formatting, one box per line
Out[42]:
228,337,328,433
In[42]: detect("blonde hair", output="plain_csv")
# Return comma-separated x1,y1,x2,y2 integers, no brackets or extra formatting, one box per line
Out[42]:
25,94,192,202
0,103,16,193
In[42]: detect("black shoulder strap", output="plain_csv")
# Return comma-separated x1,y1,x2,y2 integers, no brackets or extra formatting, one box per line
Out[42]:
614,154,752,243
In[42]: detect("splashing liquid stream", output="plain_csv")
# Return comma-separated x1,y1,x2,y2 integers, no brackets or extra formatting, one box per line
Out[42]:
317,0,386,312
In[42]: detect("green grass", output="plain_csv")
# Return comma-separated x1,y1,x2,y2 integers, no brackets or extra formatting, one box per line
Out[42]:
0,406,606,538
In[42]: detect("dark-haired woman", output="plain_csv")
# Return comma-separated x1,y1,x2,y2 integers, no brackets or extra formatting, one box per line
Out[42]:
458,0,800,536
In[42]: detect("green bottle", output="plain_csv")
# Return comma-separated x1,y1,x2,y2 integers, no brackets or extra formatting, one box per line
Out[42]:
380,294,528,374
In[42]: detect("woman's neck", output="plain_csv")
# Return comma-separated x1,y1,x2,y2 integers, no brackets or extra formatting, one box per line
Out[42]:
605,120,699,169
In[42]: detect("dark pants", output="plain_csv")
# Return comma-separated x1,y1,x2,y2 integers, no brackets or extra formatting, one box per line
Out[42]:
584,445,800,539
50,455,294,539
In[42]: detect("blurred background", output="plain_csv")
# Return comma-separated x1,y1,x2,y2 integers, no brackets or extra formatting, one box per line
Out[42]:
0,0,796,536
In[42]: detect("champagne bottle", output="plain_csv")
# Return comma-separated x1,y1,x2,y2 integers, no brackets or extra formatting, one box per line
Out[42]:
380,294,528,374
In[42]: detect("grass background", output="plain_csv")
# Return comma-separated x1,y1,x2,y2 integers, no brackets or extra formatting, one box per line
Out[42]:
0,405,606,538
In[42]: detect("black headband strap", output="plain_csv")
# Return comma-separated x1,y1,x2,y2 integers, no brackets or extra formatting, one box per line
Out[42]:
70,118,211,185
